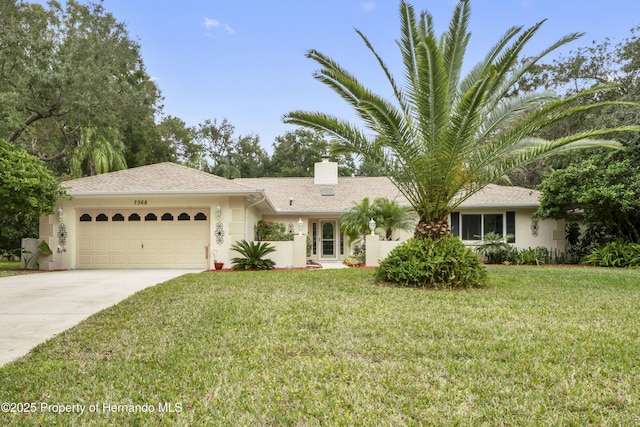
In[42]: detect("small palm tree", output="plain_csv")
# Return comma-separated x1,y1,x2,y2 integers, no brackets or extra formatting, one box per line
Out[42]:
475,232,515,264
230,240,276,270
373,198,416,240
284,0,639,240
340,197,376,245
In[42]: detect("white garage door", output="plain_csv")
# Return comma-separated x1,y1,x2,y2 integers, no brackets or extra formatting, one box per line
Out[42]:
76,209,210,268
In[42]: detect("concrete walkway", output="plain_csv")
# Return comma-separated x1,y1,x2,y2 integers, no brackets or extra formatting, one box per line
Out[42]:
0,269,198,367
319,261,347,269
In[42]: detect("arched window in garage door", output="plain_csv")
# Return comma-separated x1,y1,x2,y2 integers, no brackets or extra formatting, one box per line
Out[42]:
80,214,92,222
178,213,190,221
145,213,158,221
112,213,125,221
96,213,108,222
161,213,174,221
128,213,141,221
195,212,207,221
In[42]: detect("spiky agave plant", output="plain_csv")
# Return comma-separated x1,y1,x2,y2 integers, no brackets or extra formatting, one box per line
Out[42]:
284,0,639,240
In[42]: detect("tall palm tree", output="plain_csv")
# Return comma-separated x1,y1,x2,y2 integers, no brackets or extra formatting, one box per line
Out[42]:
373,198,416,240
284,0,639,239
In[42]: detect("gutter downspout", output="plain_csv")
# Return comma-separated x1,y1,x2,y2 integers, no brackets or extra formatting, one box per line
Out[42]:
245,195,266,240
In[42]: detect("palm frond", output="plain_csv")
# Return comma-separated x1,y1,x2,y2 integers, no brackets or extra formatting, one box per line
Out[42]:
458,25,522,96
283,0,640,229
440,0,471,102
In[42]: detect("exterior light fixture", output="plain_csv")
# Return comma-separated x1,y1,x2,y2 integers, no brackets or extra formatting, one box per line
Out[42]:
297,218,304,235
216,205,222,219
57,207,64,220
369,218,376,235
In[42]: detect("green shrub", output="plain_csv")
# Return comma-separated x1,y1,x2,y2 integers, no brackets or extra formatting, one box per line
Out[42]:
517,247,550,265
475,232,516,264
375,236,487,289
230,240,276,271
255,221,294,241
582,239,640,268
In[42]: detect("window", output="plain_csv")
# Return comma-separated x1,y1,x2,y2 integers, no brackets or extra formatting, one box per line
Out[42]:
112,213,125,222
484,214,503,236
461,214,482,240
161,213,174,221
96,213,109,222
79,214,92,222
194,212,207,221
460,213,504,241
128,213,141,221
178,213,190,221
312,222,317,255
145,213,158,221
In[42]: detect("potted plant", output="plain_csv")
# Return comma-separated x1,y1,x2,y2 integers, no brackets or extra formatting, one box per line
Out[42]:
212,249,224,270
344,255,361,267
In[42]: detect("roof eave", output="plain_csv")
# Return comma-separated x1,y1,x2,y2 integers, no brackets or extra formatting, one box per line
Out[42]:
66,189,265,197
272,209,346,215
459,203,539,209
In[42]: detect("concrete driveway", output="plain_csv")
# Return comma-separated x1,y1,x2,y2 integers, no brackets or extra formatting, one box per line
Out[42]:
0,269,198,367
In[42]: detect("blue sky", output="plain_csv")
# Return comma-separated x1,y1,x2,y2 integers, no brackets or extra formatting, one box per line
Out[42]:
47,1,640,152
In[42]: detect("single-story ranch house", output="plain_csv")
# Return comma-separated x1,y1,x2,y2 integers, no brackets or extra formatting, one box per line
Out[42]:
39,158,567,270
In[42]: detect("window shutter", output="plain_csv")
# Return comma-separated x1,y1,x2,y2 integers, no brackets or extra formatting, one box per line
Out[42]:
451,212,460,237
506,211,516,243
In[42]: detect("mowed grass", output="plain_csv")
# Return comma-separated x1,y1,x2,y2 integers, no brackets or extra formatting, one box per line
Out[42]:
1,267,640,425
0,261,32,277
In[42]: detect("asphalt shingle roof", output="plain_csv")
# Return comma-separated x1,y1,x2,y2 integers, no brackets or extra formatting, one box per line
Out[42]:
63,162,541,212
235,177,541,212
235,176,407,213
62,162,256,194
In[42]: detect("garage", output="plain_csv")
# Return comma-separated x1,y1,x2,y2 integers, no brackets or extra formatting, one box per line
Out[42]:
38,162,273,271
76,208,210,269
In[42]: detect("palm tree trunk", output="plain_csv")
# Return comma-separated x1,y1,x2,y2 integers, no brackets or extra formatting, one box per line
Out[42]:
414,215,451,239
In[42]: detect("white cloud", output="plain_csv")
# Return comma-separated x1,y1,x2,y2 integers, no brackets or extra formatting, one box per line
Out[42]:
203,17,235,34
362,1,375,12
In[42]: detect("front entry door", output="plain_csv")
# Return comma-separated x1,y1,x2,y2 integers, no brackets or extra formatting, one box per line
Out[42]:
320,220,337,259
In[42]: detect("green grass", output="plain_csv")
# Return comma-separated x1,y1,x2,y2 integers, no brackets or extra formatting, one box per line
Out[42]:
1,267,640,425
0,260,37,277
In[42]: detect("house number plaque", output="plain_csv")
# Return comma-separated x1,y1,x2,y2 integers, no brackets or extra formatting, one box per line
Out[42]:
133,200,148,205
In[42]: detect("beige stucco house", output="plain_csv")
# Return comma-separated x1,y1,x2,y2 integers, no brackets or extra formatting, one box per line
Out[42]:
39,158,566,270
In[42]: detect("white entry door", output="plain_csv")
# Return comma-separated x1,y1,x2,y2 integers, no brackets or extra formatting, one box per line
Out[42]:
320,220,337,259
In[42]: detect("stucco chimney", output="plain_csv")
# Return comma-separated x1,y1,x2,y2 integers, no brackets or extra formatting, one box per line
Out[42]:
314,153,338,185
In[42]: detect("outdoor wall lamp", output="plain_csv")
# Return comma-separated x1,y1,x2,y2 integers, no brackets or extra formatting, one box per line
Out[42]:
369,218,376,235
216,205,222,219
297,218,304,235
57,207,64,221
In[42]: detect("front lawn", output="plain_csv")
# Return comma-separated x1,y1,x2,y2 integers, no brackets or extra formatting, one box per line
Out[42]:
1,267,639,425
0,260,35,278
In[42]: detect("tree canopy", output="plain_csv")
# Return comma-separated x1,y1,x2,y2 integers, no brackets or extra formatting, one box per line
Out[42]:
0,0,163,173
523,27,640,247
267,129,356,177
284,0,639,239
0,140,64,250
